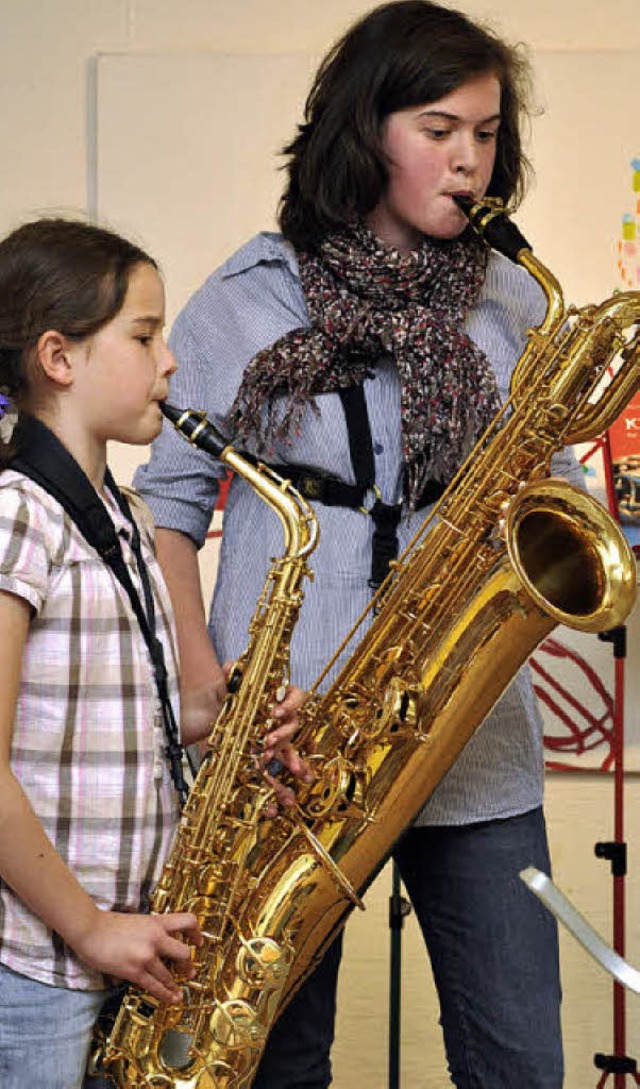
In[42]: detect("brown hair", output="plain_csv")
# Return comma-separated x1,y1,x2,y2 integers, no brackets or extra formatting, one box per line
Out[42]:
279,0,532,251
0,217,156,415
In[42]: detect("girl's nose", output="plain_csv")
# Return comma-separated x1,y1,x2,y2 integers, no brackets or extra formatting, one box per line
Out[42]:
452,131,479,175
160,343,178,377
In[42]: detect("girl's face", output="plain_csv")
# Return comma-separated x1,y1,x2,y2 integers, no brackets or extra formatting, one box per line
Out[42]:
71,262,176,447
367,72,501,252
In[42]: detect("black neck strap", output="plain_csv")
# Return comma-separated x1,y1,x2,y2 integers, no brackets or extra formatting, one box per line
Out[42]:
10,415,189,806
244,384,405,592
337,385,376,491
337,385,401,591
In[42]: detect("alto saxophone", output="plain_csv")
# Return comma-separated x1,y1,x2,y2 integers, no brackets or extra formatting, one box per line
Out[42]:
98,201,640,1088
95,404,319,1087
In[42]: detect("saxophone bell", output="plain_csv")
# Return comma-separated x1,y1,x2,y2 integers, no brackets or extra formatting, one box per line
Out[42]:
506,477,636,635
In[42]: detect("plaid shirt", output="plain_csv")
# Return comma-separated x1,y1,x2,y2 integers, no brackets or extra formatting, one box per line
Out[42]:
0,471,180,990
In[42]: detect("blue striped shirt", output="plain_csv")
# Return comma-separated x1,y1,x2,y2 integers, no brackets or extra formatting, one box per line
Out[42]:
134,232,583,825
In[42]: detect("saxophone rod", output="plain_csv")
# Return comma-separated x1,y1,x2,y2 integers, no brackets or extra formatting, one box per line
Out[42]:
520,867,640,994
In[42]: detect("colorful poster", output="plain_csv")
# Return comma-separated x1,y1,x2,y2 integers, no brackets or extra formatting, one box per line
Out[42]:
534,158,640,772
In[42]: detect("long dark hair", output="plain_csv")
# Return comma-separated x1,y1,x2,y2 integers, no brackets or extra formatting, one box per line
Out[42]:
279,0,532,251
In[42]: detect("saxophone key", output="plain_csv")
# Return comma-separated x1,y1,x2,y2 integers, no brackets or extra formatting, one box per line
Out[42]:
236,935,293,988
208,999,267,1050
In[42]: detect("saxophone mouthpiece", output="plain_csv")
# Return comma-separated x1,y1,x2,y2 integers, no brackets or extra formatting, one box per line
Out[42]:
160,401,229,459
159,400,182,426
453,195,532,264
452,194,474,215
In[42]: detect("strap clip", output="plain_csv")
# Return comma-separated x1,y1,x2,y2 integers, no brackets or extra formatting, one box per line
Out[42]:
359,483,382,515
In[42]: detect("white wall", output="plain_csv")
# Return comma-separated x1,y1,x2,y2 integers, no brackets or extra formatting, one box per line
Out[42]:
2,2,640,1086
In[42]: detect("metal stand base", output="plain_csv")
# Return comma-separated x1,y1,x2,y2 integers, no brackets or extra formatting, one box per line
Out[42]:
388,860,411,1089
595,1052,640,1087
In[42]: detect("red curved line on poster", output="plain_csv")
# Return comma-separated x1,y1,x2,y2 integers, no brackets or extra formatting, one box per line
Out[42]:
532,636,615,773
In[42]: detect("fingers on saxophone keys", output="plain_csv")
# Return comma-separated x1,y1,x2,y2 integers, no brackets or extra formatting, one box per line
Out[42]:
271,684,306,722
260,736,313,785
264,770,296,811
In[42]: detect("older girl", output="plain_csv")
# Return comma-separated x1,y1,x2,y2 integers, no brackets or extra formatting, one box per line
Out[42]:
136,3,580,1085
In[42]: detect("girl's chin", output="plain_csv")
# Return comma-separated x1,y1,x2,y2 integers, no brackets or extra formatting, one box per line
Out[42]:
118,417,163,447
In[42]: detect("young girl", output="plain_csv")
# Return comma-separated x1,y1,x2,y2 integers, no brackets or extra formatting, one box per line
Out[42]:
0,218,206,1089
135,2,584,1086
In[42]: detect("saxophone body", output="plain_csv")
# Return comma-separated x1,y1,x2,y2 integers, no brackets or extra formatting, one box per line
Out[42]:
99,204,640,1087
98,408,320,1088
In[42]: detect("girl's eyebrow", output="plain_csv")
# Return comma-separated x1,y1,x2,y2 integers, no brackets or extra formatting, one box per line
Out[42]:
417,109,501,124
130,315,163,327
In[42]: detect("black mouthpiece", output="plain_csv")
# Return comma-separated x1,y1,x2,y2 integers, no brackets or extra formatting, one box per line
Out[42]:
453,195,532,264
159,401,184,429
453,194,474,216
160,401,229,459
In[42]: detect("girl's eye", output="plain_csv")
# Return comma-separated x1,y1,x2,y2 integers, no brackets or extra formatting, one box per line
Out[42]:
136,336,152,346
426,128,450,141
477,129,499,143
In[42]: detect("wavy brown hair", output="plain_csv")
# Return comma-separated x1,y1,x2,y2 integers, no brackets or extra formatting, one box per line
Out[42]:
279,0,532,251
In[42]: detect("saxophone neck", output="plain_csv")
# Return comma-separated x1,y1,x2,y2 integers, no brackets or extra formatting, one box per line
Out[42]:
456,196,640,446
223,446,319,561
161,403,319,561
455,195,568,397
455,195,565,336
516,249,565,332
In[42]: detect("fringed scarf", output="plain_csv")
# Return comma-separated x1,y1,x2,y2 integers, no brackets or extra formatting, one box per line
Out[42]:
229,223,500,507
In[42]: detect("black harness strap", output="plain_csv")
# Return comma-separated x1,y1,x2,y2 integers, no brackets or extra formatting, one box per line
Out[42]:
10,415,189,806
337,385,403,592
338,385,376,492
247,384,406,592
256,384,449,591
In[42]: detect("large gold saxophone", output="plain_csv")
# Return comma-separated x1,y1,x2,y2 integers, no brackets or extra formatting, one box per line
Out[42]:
99,200,640,1088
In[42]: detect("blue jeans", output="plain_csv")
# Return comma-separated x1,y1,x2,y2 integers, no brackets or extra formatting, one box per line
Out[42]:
0,964,117,1088
253,807,563,1089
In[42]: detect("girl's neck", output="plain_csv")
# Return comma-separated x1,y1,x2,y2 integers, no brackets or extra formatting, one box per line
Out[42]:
29,407,107,493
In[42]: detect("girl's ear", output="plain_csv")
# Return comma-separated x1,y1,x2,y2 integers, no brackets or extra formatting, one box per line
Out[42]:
35,330,75,388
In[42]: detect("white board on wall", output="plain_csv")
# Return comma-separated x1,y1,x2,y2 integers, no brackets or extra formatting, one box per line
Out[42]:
93,51,318,327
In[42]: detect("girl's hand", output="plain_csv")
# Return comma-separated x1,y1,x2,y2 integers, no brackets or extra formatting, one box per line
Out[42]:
261,686,313,808
74,910,202,1005
263,685,309,769
179,669,228,746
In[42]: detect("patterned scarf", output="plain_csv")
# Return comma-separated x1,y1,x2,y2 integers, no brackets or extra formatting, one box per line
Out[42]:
230,223,500,507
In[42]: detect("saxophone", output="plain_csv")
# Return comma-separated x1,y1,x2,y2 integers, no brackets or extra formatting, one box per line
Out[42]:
98,201,640,1088
95,405,320,1087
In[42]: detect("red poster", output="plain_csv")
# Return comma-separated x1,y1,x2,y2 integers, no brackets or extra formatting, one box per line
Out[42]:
608,392,640,540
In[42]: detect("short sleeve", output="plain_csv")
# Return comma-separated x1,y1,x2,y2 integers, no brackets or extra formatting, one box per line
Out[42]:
0,482,53,613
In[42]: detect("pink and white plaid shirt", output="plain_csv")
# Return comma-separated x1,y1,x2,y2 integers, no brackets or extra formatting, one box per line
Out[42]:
0,470,180,990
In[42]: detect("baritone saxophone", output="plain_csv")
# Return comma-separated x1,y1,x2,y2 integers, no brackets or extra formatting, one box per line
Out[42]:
97,199,640,1088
